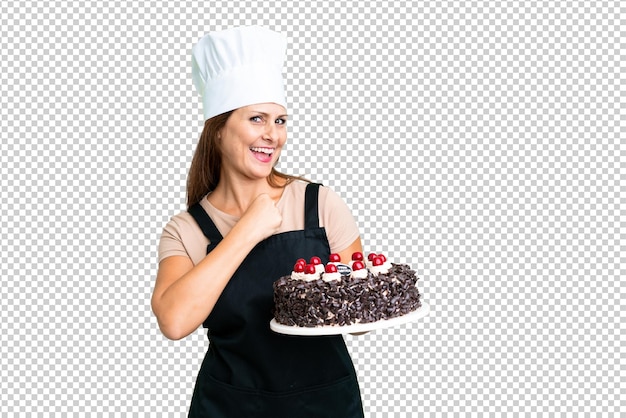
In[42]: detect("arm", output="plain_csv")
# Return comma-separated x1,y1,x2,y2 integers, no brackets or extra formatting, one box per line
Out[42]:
151,194,282,340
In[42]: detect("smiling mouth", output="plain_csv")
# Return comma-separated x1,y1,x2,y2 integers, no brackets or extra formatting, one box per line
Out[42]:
249,146,275,163
249,147,274,155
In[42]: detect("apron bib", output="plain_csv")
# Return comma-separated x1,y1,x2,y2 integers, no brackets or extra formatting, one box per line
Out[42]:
187,183,364,418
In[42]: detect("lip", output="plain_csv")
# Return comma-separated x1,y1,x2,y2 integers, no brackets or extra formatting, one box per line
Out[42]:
249,147,275,163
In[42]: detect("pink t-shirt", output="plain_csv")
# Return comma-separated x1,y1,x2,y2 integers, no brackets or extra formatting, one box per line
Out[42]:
158,181,360,266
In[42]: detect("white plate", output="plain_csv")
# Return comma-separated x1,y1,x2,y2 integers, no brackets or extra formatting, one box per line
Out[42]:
270,303,430,336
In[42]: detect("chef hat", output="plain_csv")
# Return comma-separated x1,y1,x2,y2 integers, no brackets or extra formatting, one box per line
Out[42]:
191,26,288,121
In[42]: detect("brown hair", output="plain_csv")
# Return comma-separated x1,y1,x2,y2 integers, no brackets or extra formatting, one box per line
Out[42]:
186,111,308,208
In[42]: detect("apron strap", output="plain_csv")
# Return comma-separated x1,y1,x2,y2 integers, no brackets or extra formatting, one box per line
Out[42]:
304,183,322,230
188,202,223,244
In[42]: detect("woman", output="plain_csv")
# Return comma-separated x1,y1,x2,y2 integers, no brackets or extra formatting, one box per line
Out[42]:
152,26,365,417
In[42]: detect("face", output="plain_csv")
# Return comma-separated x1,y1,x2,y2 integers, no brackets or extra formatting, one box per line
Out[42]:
218,103,288,182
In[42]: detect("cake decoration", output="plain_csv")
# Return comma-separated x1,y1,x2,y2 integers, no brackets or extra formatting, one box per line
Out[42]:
291,261,306,281
322,263,342,282
303,263,321,281
350,260,368,279
370,254,392,275
328,253,352,276
349,251,364,268
329,253,341,263
309,256,324,274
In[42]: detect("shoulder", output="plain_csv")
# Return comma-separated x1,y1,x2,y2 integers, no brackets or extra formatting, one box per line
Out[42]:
283,180,348,208
158,206,209,265
162,209,201,238
279,180,338,208
282,180,336,198
318,184,344,207
284,179,309,193
279,179,309,205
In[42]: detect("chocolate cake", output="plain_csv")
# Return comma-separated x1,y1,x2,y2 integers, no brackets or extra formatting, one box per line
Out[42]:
272,252,421,327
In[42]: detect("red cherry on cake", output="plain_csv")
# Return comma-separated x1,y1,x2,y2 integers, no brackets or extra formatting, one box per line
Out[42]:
367,253,377,261
304,264,317,275
325,264,338,273
329,253,341,263
377,254,387,262
310,256,322,265
352,260,365,270
293,262,305,273
372,256,384,266
351,252,364,261
295,258,306,266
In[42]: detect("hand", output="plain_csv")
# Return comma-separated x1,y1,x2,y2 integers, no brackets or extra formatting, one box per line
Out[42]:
239,193,283,242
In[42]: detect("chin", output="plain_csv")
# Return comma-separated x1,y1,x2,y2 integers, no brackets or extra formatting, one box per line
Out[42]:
248,168,274,180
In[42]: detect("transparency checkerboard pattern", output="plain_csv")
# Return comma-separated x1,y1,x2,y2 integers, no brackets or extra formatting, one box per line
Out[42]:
0,1,622,416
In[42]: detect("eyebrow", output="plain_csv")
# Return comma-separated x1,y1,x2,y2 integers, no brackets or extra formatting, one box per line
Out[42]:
249,111,288,119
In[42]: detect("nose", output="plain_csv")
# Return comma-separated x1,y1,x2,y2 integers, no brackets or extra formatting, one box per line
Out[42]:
263,122,278,142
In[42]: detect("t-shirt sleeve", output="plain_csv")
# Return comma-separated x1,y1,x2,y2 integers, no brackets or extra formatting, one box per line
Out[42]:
158,216,191,263
158,211,212,265
319,186,361,253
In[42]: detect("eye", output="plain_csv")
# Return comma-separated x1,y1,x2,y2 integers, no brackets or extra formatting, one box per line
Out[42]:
250,116,263,123
275,118,287,125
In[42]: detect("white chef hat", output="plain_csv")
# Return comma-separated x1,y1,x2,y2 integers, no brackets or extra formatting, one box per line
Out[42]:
191,26,288,121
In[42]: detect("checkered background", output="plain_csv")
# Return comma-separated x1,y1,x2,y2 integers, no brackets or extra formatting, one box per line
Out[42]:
1,1,621,416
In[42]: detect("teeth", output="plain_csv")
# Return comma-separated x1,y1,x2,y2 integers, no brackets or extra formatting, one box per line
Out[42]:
250,147,274,155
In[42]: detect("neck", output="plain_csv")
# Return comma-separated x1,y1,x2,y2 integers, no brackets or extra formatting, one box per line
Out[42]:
209,174,284,217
